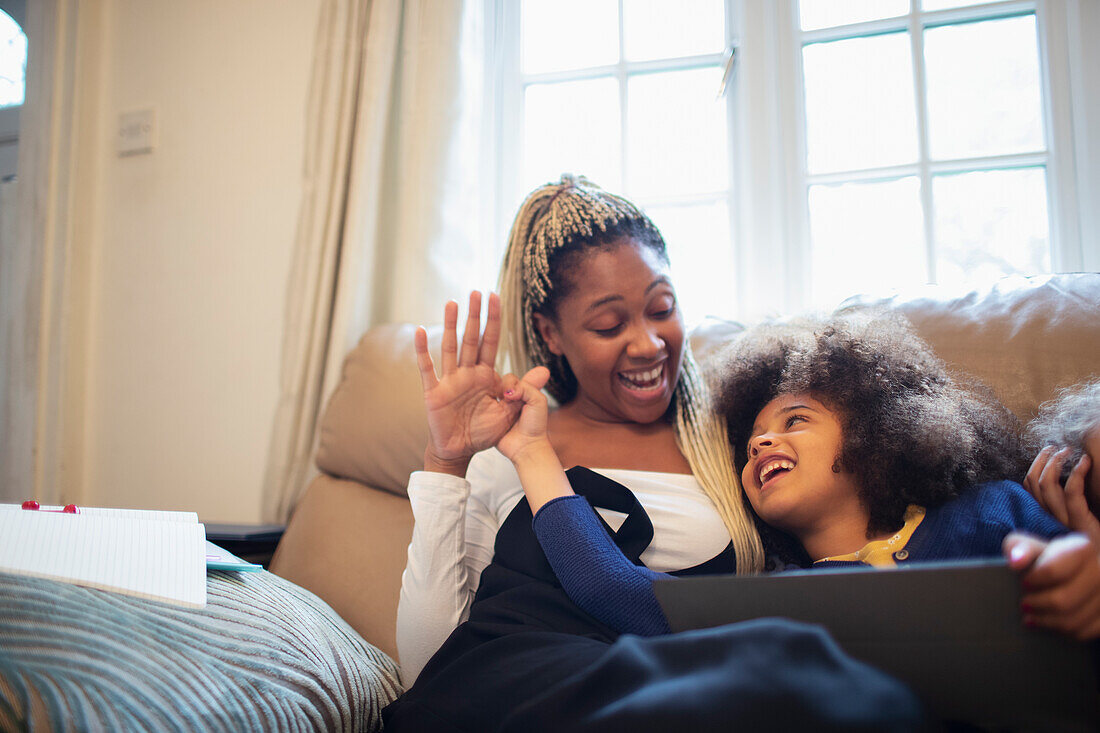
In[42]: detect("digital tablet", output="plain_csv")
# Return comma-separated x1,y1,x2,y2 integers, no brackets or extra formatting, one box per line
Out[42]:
654,559,1099,731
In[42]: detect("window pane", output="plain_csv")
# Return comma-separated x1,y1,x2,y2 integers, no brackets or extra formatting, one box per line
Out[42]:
626,67,727,198
924,15,1044,160
0,11,26,108
921,0,991,10
803,33,918,174
808,177,926,308
623,0,725,62
933,168,1050,288
523,78,621,193
522,0,618,74
645,201,733,326
799,0,909,31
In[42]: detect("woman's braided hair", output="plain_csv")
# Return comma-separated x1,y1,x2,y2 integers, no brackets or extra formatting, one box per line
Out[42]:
497,175,765,573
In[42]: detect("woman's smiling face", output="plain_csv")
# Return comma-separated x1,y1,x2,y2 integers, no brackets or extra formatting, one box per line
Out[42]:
741,393,866,542
534,238,684,425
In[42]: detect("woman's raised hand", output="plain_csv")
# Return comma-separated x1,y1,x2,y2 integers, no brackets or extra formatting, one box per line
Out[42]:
416,292,523,476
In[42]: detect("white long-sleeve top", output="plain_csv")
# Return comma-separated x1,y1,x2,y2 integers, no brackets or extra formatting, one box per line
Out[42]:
395,448,731,685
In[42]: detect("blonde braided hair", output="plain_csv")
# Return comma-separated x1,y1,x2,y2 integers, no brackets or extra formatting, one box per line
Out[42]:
497,175,764,573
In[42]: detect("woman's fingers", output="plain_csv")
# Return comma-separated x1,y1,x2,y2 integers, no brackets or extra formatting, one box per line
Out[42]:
1004,532,1044,573
1017,534,1100,640
1064,455,1100,543
459,291,483,368
478,292,502,367
1018,533,1092,592
440,300,460,375
1024,447,1055,503
414,326,439,392
1039,448,1073,525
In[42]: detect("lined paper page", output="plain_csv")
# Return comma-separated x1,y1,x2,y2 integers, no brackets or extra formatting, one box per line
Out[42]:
0,509,206,607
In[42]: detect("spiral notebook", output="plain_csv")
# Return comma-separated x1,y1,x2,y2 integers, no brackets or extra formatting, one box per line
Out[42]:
0,503,207,608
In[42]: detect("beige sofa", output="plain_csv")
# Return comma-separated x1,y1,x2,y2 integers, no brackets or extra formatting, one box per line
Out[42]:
269,273,1100,670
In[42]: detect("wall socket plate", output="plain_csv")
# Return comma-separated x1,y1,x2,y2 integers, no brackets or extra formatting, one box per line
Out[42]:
118,109,155,156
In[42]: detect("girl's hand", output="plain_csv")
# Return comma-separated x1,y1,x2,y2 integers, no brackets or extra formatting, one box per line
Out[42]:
416,291,520,476
497,367,553,464
1004,531,1100,641
496,365,572,514
1024,448,1100,545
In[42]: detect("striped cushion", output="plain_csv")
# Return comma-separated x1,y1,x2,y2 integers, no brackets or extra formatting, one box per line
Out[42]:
0,570,402,731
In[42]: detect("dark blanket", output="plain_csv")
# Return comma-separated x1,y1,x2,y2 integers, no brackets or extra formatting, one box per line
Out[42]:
383,468,927,732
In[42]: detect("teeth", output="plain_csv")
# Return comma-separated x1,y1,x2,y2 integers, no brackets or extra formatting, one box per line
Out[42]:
620,366,662,387
758,459,794,484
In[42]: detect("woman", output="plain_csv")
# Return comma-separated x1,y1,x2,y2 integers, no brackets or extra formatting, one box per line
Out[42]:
384,178,925,731
395,175,762,681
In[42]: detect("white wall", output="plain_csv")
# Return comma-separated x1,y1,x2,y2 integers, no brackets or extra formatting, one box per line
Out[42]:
72,0,320,521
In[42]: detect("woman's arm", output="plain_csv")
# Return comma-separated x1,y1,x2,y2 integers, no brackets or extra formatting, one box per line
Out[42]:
399,291,524,684
395,457,505,685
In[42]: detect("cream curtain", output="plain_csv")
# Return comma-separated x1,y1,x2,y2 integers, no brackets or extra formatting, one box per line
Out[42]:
0,0,80,505
262,0,486,522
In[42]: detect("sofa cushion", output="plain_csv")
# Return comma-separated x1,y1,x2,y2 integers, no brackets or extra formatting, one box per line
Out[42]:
839,273,1100,422
0,569,401,731
315,324,440,496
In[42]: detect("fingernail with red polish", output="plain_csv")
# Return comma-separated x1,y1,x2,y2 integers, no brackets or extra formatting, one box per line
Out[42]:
1021,602,1034,614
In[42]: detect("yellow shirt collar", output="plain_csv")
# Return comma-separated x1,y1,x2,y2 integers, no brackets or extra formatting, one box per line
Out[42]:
814,505,926,567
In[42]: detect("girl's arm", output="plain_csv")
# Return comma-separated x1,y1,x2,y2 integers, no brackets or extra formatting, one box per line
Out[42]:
533,495,673,636
500,376,673,636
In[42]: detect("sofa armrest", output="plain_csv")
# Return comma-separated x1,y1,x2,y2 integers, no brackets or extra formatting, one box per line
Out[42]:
270,475,413,663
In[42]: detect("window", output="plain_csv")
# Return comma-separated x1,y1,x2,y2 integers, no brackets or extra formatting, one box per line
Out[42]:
495,0,1095,322
796,1,1054,308
497,0,736,325
0,2,26,182
0,7,25,108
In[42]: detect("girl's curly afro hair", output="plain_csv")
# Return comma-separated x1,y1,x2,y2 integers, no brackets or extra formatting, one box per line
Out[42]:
714,310,1031,537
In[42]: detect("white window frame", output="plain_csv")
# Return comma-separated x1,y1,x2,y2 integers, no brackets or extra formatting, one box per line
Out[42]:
746,0,1097,317
491,0,1099,321
491,0,741,307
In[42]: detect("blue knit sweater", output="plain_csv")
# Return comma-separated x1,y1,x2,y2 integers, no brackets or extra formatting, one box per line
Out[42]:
532,480,1067,637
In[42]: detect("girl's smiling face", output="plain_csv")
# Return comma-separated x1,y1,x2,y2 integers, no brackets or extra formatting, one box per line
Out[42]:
741,393,868,552
533,238,684,426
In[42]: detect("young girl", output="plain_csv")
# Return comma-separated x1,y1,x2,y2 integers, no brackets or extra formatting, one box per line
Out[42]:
385,181,926,730
506,313,1100,641
1025,378,1100,547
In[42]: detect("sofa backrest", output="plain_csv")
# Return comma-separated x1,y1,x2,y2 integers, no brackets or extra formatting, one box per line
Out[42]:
315,273,1100,497
841,273,1099,423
